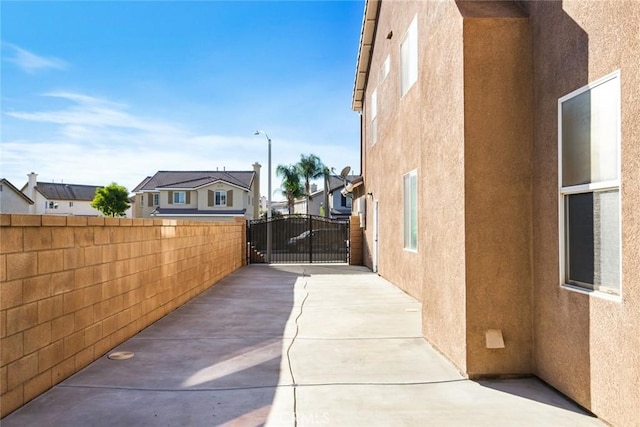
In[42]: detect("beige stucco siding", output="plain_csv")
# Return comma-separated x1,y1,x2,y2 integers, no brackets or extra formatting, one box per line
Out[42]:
418,0,469,374
521,1,640,424
462,14,533,375
357,1,639,423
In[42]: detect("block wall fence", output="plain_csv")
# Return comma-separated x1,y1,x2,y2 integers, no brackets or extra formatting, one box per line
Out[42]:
0,214,246,417
349,215,363,266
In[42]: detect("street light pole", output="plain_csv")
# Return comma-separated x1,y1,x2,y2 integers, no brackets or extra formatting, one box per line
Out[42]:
254,130,272,263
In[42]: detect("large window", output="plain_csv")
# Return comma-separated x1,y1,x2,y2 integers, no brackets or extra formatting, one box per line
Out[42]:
400,16,418,97
215,190,227,207
403,170,418,251
559,70,621,296
371,89,378,145
173,191,186,204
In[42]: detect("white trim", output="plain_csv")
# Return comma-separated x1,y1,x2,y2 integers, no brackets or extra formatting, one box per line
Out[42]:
558,69,621,296
158,181,249,192
561,284,622,303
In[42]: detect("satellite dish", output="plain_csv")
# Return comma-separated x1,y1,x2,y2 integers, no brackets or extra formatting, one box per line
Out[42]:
339,166,351,179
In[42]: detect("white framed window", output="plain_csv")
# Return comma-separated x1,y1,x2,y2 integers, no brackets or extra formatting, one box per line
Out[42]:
69,202,73,207
215,190,227,207
380,55,390,83
371,89,378,145
400,16,418,97
403,170,418,251
559,70,621,297
153,193,159,206
173,191,186,204
341,194,352,209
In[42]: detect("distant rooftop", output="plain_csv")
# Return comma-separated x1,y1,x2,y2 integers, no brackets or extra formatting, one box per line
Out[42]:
133,171,255,192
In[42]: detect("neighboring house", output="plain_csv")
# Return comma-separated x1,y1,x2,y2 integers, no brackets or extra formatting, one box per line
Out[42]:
326,174,358,219
0,178,34,213
21,172,103,216
132,164,260,222
350,1,639,426
287,177,356,219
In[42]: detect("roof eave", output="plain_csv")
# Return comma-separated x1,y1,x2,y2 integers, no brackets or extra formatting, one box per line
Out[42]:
352,0,380,112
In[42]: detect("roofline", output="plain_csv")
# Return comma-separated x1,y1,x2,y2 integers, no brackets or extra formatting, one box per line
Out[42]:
352,0,381,112
0,179,34,204
34,182,102,201
155,179,251,192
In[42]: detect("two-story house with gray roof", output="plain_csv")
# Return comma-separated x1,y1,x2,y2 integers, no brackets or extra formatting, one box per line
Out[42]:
132,163,261,222
21,172,104,216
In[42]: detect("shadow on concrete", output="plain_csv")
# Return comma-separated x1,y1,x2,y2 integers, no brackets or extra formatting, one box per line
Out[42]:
475,377,597,417
2,265,301,426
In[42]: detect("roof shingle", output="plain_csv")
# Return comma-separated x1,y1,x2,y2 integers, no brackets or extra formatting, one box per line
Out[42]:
133,171,254,192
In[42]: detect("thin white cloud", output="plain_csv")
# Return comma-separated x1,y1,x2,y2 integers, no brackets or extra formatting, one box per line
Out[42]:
3,43,68,74
6,92,181,134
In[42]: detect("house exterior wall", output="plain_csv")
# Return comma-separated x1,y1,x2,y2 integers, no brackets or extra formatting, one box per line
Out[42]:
30,192,100,217
135,192,160,218
519,1,640,424
0,187,31,214
361,0,466,367
135,183,256,221
0,214,246,417
356,1,640,424
462,7,534,376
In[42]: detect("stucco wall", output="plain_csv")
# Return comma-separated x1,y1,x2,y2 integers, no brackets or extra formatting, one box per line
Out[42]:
0,189,31,214
362,0,425,302
418,0,469,373
0,214,246,417
461,7,534,376
357,1,639,424
520,1,640,425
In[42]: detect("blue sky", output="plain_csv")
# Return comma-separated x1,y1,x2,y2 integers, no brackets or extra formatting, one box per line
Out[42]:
1,0,364,199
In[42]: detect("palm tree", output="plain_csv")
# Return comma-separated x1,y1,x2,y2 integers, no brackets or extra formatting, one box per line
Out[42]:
297,154,325,215
276,164,303,215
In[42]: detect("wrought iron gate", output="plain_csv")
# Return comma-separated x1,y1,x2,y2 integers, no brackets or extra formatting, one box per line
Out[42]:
247,215,349,264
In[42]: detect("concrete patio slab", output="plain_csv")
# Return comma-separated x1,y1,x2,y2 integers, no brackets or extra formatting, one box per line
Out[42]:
289,338,462,384
2,264,603,426
294,380,603,427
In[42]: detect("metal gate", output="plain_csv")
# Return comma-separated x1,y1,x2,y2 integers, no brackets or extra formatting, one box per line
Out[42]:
247,215,349,264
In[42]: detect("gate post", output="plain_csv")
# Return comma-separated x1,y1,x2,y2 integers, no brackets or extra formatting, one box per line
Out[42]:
349,215,363,266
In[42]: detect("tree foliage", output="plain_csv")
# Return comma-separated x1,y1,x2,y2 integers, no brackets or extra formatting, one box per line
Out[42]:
276,163,303,215
297,154,325,215
91,182,130,217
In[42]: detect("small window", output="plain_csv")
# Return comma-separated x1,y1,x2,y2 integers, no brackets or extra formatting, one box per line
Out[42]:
214,190,227,206
403,170,418,251
69,201,73,207
371,89,378,145
173,191,186,204
381,55,390,82
400,16,418,97
341,194,352,208
559,70,621,296
153,194,159,206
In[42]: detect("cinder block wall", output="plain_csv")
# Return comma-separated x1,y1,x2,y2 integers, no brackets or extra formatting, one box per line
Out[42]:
0,214,246,417
349,216,362,266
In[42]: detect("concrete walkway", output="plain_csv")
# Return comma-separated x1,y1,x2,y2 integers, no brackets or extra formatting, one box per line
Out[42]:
3,264,602,426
